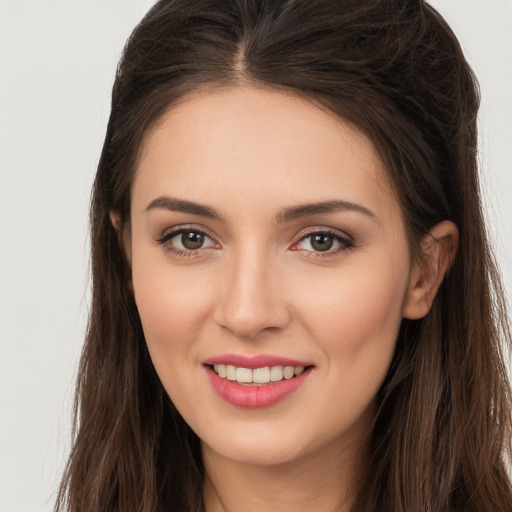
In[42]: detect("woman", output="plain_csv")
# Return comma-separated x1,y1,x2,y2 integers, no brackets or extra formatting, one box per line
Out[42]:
56,0,512,510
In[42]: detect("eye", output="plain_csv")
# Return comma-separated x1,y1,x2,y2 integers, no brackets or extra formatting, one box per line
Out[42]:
293,229,353,255
174,230,209,250
156,228,217,255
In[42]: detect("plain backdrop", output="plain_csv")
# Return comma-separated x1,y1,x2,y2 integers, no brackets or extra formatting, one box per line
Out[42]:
0,1,511,511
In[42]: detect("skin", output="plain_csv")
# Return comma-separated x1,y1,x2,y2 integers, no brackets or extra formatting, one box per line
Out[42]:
117,86,457,512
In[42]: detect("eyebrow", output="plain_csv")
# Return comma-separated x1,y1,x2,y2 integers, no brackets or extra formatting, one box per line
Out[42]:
144,196,376,223
145,196,225,220
275,199,376,223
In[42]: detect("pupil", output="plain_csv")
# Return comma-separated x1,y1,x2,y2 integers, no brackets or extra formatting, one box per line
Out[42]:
182,232,204,250
311,234,333,252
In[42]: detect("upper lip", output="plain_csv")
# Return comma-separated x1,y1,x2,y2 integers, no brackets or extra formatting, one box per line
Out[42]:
203,354,313,369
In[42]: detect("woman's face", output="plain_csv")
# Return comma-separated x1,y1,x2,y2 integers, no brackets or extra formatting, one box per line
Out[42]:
129,86,416,467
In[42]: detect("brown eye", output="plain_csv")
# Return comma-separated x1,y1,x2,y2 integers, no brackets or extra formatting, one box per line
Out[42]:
181,231,205,250
294,230,353,255
310,234,334,252
157,228,216,255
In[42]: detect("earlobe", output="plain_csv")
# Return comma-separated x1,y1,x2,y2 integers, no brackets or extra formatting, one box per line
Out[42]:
402,220,459,320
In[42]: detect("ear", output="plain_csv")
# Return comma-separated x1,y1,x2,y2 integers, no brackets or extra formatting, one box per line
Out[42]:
402,220,458,320
109,210,122,232
109,210,134,293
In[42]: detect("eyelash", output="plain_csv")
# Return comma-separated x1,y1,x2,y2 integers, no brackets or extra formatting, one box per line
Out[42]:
156,227,218,257
156,227,354,258
293,228,354,258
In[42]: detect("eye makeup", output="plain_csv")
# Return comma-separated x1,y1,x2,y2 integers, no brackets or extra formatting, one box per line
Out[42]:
156,226,219,257
155,224,355,260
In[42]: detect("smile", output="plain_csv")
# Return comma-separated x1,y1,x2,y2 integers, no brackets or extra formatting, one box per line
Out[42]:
212,364,305,385
204,357,314,408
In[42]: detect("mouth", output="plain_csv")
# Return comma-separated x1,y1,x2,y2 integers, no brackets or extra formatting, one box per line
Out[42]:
207,363,311,386
203,357,314,408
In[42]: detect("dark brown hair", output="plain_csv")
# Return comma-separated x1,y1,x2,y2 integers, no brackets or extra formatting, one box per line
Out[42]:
56,1,512,510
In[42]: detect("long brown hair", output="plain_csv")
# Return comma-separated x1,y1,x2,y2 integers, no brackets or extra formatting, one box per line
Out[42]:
56,1,512,510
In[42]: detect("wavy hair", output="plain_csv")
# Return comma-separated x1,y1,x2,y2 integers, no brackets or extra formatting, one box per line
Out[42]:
56,1,512,510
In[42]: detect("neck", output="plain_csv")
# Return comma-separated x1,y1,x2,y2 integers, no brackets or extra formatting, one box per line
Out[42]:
202,431,370,512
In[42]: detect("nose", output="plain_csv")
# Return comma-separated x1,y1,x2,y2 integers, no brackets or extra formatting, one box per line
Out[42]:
213,248,291,340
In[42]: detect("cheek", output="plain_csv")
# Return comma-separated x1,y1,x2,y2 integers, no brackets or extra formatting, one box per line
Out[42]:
297,257,409,371
290,262,408,438
131,256,214,361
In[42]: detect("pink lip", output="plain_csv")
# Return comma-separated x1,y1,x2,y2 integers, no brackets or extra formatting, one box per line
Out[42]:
203,358,314,409
203,354,312,369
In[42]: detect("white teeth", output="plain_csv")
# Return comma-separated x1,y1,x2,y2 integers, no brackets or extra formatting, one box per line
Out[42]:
213,363,308,384
253,367,271,384
270,366,284,381
225,365,237,381
283,366,295,380
236,367,252,383
216,364,226,378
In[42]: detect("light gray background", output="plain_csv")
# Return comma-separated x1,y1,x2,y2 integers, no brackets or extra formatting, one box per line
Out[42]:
0,1,511,511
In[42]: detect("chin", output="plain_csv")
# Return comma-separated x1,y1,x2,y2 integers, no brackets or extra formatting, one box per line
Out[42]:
200,421,332,468
206,444,303,467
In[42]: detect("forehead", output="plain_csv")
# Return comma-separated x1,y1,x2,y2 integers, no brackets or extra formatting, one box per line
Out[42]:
133,86,399,222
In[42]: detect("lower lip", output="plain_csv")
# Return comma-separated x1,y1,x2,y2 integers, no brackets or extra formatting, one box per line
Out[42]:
205,366,312,408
